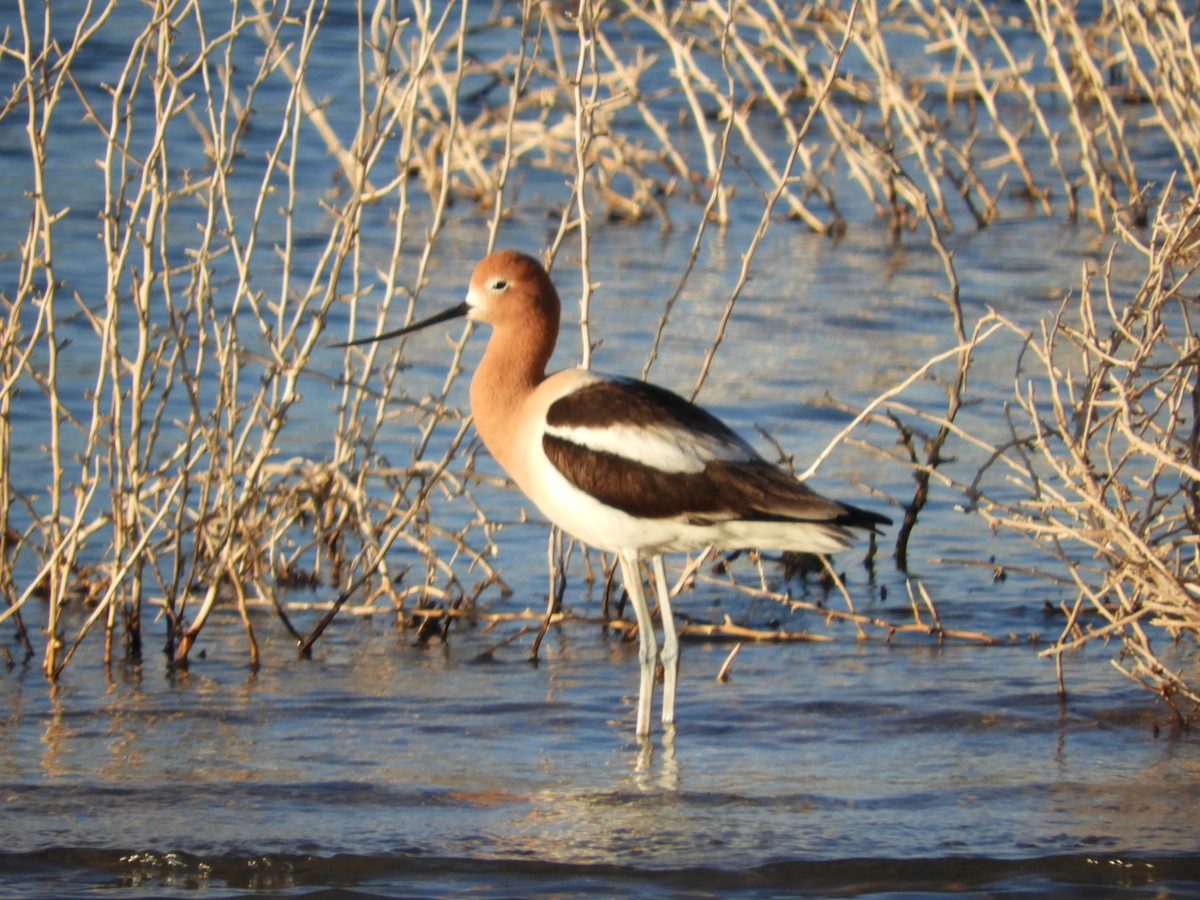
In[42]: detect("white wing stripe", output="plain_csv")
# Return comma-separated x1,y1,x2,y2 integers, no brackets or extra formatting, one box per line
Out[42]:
544,421,752,474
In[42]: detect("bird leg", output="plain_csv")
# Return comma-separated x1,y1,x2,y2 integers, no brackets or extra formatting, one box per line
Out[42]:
652,556,679,727
619,551,657,738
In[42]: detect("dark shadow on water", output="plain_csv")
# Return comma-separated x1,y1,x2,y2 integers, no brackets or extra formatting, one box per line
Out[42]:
2,847,1196,899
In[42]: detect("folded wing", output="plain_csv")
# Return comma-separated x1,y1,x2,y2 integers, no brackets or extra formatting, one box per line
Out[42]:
542,378,889,534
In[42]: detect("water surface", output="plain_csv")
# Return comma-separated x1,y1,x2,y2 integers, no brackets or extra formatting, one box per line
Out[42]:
2,3,1198,897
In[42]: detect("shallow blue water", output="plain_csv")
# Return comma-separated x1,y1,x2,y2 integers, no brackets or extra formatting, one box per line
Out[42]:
2,3,1199,897
3,594,1199,897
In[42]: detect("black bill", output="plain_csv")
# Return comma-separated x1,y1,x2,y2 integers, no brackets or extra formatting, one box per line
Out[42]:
336,301,471,348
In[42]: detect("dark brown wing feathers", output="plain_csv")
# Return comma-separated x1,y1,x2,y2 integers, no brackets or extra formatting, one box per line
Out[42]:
543,379,890,531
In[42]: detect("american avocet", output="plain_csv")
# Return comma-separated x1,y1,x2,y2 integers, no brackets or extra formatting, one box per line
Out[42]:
344,249,890,737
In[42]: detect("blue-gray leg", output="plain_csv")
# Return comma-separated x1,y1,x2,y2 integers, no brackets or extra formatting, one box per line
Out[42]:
619,552,657,737
652,556,679,727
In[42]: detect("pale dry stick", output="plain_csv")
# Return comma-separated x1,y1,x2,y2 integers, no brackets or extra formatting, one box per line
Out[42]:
37,211,124,667
296,454,507,600
706,0,827,213
706,0,790,120
193,8,316,453
688,0,863,401
1113,180,1200,310
1027,0,1126,229
626,0,731,225
892,7,1008,227
242,5,350,360
590,26,692,198
0,291,47,402
660,548,713,604
256,461,354,583
15,0,78,675
0,303,30,646
411,17,503,204
819,556,865,639
424,518,504,591
164,7,266,640
530,528,566,663
816,95,899,221
928,556,1076,588
225,574,261,668
156,595,445,618
716,643,741,683
0,2,117,116
52,475,185,677
484,0,536,252
368,0,474,430
1117,587,1183,678
508,0,559,643
248,0,362,189
931,129,1003,231
104,7,200,661
570,0,602,370
247,7,408,487
443,462,508,573
550,74,668,226
632,0,825,230
1012,342,1112,532
800,320,1004,480
1115,3,1200,189
1047,565,1133,698
526,0,608,613
1052,0,1142,208
1161,0,1200,110
231,3,439,617
735,1,818,94
853,0,949,222
707,0,828,211
871,164,969,569
136,591,871,644
1036,277,1146,479
681,618,827,642
178,4,342,660
537,12,648,257
160,337,210,646
0,256,50,641
905,578,927,630
348,517,474,608
733,5,841,226
814,340,1058,503
258,0,440,524
356,7,435,209
968,0,1069,216
1043,600,1153,661
687,568,1000,643
937,3,1044,217
260,19,316,362
1144,591,1200,634
1120,658,1200,712
640,3,738,383
93,3,174,518
1017,368,1184,596
404,363,475,496
0,474,106,631
1112,385,1200,482
533,1,571,121
816,60,936,232
912,578,943,635
299,416,473,655
339,2,458,496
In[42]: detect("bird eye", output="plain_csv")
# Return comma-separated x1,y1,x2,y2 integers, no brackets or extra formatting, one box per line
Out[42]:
487,277,508,293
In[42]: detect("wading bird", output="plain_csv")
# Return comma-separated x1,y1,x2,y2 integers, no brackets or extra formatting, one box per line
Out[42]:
343,250,890,737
